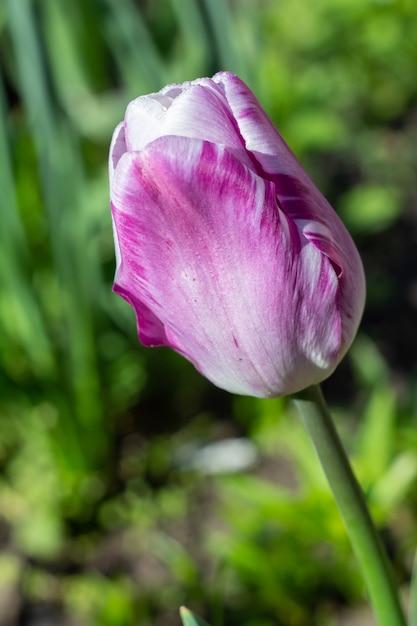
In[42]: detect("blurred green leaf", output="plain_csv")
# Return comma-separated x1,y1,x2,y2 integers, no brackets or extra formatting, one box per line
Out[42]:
153,535,198,586
180,607,211,626
169,0,210,78
199,0,249,81
349,335,390,388
357,385,397,484
371,451,417,512
339,184,401,234
102,0,168,93
0,67,53,377
286,109,348,151
63,574,135,626
411,549,417,626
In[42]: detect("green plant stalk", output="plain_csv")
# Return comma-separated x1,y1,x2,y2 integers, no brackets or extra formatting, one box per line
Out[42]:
291,384,406,626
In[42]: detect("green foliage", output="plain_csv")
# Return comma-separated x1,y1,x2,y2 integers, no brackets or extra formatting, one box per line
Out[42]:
411,550,417,626
180,607,212,626
0,0,417,624
339,184,401,234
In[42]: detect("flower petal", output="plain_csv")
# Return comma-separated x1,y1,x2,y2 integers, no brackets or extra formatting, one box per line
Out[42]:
213,71,366,351
213,72,345,234
111,135,343,397
109,122,127,182
124,79,253,167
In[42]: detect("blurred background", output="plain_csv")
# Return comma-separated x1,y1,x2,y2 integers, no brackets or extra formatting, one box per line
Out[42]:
1,0,417,624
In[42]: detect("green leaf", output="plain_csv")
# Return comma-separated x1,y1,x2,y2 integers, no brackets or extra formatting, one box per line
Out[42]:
357,385,397,485
371,451,417,513
339,184,401,234
410,550,417,626
179,607,212,626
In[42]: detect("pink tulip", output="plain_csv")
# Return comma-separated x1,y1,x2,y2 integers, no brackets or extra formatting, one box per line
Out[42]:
109,72,365,398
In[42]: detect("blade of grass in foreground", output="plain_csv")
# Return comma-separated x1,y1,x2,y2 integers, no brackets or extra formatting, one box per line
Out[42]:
180,607,211,626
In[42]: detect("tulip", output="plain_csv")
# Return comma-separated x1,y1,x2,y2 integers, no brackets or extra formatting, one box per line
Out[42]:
109,72,365,398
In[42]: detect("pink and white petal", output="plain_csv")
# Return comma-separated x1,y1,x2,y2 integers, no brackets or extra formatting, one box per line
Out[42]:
212,72,305,183
109,122,126,182
214,71,365,350
213,73,348,228
111,135,343,397
113,280,169,347
159,76,218,99
124,80,252,164
160,84,244,149
124,95,172,152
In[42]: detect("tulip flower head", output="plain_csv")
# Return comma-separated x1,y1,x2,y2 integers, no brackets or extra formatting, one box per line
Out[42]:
109,72,365,398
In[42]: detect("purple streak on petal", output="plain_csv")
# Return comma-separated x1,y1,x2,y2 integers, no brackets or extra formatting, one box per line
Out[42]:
110,135,342,397
213,71,365,354
114,281,168,347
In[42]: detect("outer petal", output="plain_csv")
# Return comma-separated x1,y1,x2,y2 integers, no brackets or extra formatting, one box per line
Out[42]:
109,122,127,182
213,72,366,354
110,135,342,397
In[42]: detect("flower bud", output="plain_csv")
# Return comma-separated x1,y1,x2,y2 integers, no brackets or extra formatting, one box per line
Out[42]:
109,72,365,397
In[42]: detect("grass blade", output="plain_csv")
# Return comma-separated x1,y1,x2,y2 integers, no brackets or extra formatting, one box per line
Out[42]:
411,549,417,626
180,607,211,626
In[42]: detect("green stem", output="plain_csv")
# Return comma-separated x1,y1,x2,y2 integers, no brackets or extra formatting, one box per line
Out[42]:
291,384,406,626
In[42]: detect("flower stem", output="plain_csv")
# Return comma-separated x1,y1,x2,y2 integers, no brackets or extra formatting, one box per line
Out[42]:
291,384,406,626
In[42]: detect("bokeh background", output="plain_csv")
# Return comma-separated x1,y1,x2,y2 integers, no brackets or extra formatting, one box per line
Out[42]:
1,0,417,624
